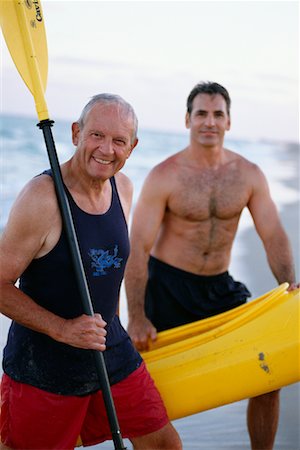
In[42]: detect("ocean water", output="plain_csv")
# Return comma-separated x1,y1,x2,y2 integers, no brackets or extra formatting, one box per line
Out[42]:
1,114,298,230
0,114,299,449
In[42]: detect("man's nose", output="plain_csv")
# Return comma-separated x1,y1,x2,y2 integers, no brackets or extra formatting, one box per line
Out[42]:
100,138,114,154
204,114,216,127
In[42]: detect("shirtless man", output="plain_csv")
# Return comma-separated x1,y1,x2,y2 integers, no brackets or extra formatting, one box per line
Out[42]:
125,82,298,450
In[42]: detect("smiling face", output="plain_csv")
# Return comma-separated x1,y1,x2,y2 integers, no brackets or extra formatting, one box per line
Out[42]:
72,102,138,181
185,93,231,148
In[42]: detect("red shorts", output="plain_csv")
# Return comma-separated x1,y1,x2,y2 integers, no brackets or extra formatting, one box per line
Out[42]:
0,363,169,449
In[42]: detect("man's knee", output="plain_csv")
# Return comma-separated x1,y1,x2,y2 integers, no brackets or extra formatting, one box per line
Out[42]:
130,422,182,450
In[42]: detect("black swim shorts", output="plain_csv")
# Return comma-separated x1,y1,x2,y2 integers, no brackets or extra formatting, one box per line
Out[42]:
145,256,251,331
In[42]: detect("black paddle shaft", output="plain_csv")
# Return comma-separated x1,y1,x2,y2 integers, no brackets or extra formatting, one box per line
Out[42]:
38,119,127,450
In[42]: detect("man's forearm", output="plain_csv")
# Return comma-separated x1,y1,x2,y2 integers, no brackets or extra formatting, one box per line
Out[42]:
125,255,149,320
264,233,296,285
0,283,65,340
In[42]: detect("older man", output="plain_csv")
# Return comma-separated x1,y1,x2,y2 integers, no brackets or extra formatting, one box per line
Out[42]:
0,94,181,450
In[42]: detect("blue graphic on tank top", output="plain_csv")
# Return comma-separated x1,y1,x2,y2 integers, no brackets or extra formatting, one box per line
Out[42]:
88,245,123,276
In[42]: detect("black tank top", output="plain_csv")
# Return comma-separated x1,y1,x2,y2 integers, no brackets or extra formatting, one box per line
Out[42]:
3,171,142,395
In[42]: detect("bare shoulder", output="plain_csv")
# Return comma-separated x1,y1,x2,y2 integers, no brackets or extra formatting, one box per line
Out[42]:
152,150,183,174
134,151,185,206
5,174,60,236
27,173,57,196
115,172,133,198
15,174,59,215
1,174,62,275
144,150,184,187
114,172,133,221
226,149,266,181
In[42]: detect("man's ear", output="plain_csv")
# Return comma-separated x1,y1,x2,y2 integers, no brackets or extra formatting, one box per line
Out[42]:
127,138,139,159
72,122,80,145
226,116,231,131
185,112,190,129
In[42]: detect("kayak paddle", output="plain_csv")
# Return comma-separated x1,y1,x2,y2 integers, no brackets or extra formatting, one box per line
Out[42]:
0,1,126,448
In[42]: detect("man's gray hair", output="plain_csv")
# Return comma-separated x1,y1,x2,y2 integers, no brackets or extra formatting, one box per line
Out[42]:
77,93,138,143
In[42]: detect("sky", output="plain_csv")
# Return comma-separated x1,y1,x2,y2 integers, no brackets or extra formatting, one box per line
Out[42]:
1,0,299,142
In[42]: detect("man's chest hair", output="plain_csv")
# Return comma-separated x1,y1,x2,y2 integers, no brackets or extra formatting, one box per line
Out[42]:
168,167,250,221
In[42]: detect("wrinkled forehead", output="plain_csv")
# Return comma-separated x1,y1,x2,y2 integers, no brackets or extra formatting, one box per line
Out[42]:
83,102,135,138
88,102,134,123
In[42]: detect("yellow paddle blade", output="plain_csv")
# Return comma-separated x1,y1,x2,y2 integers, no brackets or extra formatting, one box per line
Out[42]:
0,0,49,120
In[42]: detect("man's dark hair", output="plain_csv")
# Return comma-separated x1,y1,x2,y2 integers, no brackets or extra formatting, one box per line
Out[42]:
187,82,231,116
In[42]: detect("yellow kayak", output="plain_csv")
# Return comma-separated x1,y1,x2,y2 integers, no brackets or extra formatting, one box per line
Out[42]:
141,284,300,420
